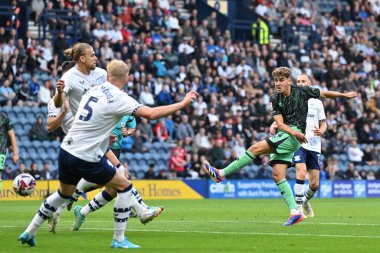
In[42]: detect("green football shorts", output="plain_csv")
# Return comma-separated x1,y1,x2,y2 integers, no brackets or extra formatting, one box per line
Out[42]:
265,126,302,166
0,153,5,170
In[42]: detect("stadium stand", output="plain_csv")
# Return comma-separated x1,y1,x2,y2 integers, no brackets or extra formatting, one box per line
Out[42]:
0,0,380,180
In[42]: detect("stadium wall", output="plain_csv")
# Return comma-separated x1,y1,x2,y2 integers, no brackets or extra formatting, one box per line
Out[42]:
1,179,380,200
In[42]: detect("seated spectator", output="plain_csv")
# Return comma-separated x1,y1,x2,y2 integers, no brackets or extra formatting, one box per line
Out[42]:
256,162,272,179
13,162,27,178
154,120,169,142
344,162,357,180
0,79,17,106
209,139,226,169
1,166,13,180
367,170,376,180
29,162,41,180
347,139,364,165
29,116,50,141
165,115,176,140
363,144,378,165
40,162,56,180
193,127,212,153
139,85,155,106
144,163,156,179
131,129,148,153
18,82,38,106
156,84,172,105
176,115,194,142
155,169,168,179
38,79,52,106
169,149,187,178
137,118,153,143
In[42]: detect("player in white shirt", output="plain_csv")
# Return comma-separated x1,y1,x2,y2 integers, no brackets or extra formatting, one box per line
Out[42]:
53,44,156,211
292,75,326,218
19,60,197,248
47,58,162,232
270,74,326,218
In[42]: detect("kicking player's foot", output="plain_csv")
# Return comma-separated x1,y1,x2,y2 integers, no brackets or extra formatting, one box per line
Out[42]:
302,202,314,218
72,206,86,231
140,207,163,225
283,212,304,226
48,212,59,233
18,231,36,247
203,160,223,183
148,205,165,211
111,237,140,248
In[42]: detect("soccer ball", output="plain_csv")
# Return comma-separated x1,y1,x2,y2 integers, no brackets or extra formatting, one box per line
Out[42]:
13,173,36,196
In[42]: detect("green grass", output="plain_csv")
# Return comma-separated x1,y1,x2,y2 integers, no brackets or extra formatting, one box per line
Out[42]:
1,198,380,253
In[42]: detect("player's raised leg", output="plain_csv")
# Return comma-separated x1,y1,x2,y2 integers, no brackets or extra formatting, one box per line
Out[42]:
204,140,271,182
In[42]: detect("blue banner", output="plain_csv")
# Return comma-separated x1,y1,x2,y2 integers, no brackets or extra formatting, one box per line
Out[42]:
332,181,354,198
208,180,283,199
354,180,367,198
319,180,332,198
367,180,380,197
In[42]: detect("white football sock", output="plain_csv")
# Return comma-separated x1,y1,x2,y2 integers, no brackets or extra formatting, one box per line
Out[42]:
113,185,133,242
81,190,113,216
132,187,147,208
294,180,305,209
26,191,70,236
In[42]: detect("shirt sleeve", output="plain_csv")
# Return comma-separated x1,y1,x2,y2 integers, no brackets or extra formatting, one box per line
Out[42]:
270,94,281,116
4,114,13,131
317,100,326,121
47,99,61,118
302,86,320,99
125,116,137,129
60,72,73,95
114,92,143,116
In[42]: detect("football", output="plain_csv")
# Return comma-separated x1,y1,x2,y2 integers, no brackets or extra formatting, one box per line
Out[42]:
13,174,36,197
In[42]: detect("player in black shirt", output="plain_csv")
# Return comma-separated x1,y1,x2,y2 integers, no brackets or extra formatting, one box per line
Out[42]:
0,113,19,190
204,67,357,226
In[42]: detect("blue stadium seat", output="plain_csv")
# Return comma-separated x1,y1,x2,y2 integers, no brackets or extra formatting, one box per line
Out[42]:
144,142,153,150
22,106,32,113
1,106,12,113
32,140,43,148
42,140,51,147
136,170,145,179
51,141,61,149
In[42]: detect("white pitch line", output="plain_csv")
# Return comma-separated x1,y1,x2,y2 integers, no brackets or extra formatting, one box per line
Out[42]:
1,225,379,239
2,220,380,227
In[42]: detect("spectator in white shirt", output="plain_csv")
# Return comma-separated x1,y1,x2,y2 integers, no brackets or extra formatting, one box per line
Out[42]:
38,80,52,106
139,85,155,106
347,139,364,165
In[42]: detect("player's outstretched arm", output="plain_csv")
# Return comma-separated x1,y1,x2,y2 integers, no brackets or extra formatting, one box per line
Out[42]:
273,114,307,143
53,79,65,108
135,90,198,120
320,90,357,99
7,129,19,163
47,101,68,132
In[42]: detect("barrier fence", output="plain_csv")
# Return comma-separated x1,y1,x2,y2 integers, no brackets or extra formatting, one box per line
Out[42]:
1,179,380,200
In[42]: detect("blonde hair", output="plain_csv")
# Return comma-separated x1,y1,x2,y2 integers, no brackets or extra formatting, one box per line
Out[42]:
272,67,291,79
107,60,129,81
64,43,92,62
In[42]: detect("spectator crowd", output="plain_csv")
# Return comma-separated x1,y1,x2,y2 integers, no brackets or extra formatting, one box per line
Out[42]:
1,0,380,180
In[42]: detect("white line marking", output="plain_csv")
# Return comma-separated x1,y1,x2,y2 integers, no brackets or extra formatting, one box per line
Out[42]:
1,225,379,239
2,220,380,226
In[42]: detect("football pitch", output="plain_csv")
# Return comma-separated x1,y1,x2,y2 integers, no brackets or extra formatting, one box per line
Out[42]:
1,198,379,253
